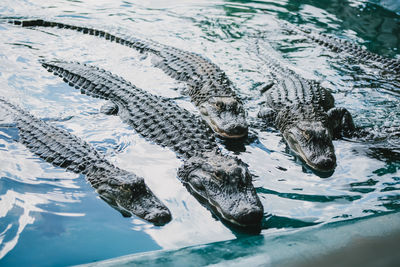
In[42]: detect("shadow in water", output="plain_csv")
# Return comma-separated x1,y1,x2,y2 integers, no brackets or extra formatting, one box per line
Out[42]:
183,181,263,237
216,130,271,154
262,214,319,230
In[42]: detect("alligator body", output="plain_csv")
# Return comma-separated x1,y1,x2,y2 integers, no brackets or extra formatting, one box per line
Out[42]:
40,60,264,228
257,55,355,173
0,98,171,225
10,19,248,139
281,21,400,75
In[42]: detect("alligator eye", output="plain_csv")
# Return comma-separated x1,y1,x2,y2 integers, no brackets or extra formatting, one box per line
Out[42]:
302,129,312,140
215,101,225,110
244,171,252,183
200,107,209,116
214,170,225,180
232,102,239,111
236,106,244,114
324,129,332,138
232,167,242,178
190,176,205,191
287,134,298,146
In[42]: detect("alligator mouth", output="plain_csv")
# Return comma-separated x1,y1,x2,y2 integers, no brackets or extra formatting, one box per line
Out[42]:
299,151,335,173
182,180,260,228
209,118,248,139
288,137,336,173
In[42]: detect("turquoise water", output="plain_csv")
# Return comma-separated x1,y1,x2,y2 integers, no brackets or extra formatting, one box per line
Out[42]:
0,0,399,266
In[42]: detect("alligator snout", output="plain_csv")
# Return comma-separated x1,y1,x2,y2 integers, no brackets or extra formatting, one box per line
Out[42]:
314,156,336,172
215,119,248,139
144,209,172,226
224,122,248,137
234,205,264,226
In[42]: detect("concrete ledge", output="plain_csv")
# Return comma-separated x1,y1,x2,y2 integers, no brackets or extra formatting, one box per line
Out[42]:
79,212,400,267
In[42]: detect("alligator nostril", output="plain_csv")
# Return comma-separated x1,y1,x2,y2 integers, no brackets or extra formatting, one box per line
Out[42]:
235,206,263,226
226,123,248,136
146,209,172,226
316,157,336,171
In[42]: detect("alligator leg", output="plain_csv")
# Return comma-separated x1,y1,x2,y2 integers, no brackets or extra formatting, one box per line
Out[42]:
257,106,277,126
100,101,119,115
259,81,275,95
327,107,356,138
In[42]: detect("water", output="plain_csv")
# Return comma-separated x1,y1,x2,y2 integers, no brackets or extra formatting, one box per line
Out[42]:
0,0,399,265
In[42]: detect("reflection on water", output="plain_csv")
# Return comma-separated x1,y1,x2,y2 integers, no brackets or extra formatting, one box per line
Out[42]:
274,0,400,54
0,137,84,259
0,0,399,265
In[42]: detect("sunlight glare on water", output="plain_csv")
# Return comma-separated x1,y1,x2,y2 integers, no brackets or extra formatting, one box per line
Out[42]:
0,0,399,265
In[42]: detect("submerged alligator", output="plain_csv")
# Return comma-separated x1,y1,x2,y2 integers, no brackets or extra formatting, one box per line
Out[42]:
255,44,355,173
0,98,171,225
280,21,400,75
9,19,248,139
40,59,264,228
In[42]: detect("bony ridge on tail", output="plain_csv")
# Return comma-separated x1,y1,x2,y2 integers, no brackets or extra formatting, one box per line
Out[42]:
279,21,400,75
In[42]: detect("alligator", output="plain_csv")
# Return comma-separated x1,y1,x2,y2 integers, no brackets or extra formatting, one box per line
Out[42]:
255,45,355,173
9,19,248,139
39,59,264,228
0,98,171,225
280,21,400,75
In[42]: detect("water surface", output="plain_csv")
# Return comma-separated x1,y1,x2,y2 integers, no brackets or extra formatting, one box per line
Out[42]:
0,0,399,265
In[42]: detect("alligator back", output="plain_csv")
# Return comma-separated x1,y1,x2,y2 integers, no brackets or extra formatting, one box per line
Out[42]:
10,19,239,105
40,60,217,159
154,47,238,105
262,57,335,112
10,19,160,54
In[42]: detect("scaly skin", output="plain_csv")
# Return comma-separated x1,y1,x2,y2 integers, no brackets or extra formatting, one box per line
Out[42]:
257,56,355,173
41,60,263,228
281,21,400,75
0,98,171,225
9,19,248,139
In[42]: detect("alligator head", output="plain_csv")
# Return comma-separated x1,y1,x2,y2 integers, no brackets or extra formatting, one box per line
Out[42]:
94,171,172,226
199,96,248,139
178,150,263,227
276,105,336,173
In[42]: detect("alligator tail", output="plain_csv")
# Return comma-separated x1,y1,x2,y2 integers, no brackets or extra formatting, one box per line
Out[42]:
40,59,135,104
0,97,109,174
281,21,400,74
8,18,234,89
9,19,160,55
9,18,242,97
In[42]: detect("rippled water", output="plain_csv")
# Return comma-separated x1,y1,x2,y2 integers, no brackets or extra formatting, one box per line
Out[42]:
0,0,399,265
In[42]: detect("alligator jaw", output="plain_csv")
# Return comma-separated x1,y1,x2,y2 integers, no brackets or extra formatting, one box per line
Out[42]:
290,142,336,174
207,117,248,139
199,96,248,139
96,175,172,225
183,179,263,228
178,151,264,229
285,129,337,174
